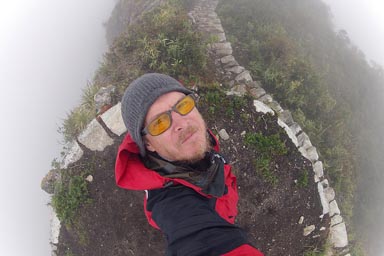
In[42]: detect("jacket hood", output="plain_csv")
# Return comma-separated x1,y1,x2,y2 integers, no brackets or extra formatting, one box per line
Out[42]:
115,133,167,190
115,131,220,191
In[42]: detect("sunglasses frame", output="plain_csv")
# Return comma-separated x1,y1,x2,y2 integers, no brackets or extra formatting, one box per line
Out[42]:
141,93,198,136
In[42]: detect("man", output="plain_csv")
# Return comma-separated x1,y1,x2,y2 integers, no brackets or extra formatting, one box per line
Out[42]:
115,73,263,255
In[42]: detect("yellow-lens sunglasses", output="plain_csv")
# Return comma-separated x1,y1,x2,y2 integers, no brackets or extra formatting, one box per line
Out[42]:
141,94,196,136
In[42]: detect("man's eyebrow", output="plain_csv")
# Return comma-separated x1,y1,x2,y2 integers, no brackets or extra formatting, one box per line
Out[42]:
146,95,186,124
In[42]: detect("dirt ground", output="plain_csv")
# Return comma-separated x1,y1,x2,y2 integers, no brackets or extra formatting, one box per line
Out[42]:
56,89,328,256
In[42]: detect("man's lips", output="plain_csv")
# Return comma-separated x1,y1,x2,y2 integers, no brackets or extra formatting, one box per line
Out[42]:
181,131,196,144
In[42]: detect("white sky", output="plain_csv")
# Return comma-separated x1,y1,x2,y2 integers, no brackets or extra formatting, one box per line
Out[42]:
0,0,114,255
0,0,383,256
322,0,384,67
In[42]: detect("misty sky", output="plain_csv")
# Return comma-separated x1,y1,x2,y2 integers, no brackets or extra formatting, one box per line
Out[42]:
0,0,114,255
322,0,384,67
0,0,383,255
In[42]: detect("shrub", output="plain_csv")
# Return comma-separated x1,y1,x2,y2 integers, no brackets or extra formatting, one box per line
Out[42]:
52,175,91,224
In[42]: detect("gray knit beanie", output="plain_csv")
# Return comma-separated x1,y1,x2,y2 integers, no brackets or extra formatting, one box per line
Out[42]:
121,73,192,156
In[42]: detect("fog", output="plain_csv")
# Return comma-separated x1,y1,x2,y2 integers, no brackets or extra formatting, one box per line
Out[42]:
321,1,384,255
0,0,115,255
322,0,384,67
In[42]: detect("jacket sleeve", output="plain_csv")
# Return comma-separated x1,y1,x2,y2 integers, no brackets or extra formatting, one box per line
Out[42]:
147,186,259,256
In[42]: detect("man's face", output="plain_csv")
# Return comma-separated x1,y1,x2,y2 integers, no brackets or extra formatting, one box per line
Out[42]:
144,91,209,162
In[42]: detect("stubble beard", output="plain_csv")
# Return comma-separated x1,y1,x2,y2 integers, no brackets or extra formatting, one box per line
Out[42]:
177,125,211,164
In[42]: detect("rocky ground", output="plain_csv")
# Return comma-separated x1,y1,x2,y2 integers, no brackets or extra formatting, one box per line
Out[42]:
55,88,328,256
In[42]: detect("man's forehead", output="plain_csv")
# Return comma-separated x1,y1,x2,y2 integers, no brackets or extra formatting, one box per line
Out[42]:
145,91,186,119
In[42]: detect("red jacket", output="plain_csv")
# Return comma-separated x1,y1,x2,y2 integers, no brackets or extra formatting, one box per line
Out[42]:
115,133,263,256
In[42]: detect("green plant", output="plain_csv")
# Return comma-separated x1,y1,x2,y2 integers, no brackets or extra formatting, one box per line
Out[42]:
52,175,91,224
303,249,325,256
244,132,288,157
297,169,309,188
202,88,226,115
253,157,278,186
60,106,94,142
81,81,101,110
225,95,248,118
245,132,287,185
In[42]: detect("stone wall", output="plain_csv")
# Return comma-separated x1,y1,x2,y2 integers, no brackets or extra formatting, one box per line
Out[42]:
45,0,350,255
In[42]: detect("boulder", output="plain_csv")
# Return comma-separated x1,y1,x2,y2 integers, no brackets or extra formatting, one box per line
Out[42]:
94,85,117,114
78,119,114,151
100,102,127,136
235,70,252,83
253,100,274,115
41,169,61,194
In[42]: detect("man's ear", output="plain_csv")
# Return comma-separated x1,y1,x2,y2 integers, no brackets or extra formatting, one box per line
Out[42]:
144,139,156,152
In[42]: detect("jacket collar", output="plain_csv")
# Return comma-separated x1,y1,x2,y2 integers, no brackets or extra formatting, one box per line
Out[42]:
115,130,220,191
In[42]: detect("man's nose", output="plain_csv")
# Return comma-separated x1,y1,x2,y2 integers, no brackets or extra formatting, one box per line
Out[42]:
171,110,187,132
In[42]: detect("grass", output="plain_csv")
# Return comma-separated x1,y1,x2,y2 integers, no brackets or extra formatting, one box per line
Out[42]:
253,157,279,186
244,132,288,156
244,132,288,186
60,106,94,142
52,174,91,225
297,169,309,188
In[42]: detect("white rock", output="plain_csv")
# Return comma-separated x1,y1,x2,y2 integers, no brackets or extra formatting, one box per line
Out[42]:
100,102,127,136
279,110,294,126
278,118,298,146
330,222,349,248
268,101,283,113
218,129,230,140
297,132,312,150
324,187,336,202
329,200,341,216
226,65,245,74
60,141,84,169
298,147,310,160
240,131,246,136
226,84,247,96
289,122,302,136
298,216,304,224
235,70,252,83
85,175,93,183
78,119,114,151
211,42,231,51
249,87,266,98
303,225,316,236
216,32,226,42
221,55,235,64
49,205,61,245
331,214,343,226
321,179,329,188
259,94,273,103
307,146,319,162
317,182,330,215
253,100,274,115
313,161,324,179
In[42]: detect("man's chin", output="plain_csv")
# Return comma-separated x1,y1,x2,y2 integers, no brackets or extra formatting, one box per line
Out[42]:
179,144,211,164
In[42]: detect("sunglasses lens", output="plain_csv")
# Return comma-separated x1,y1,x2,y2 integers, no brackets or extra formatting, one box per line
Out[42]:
176,95,195,115
147,113,171,136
